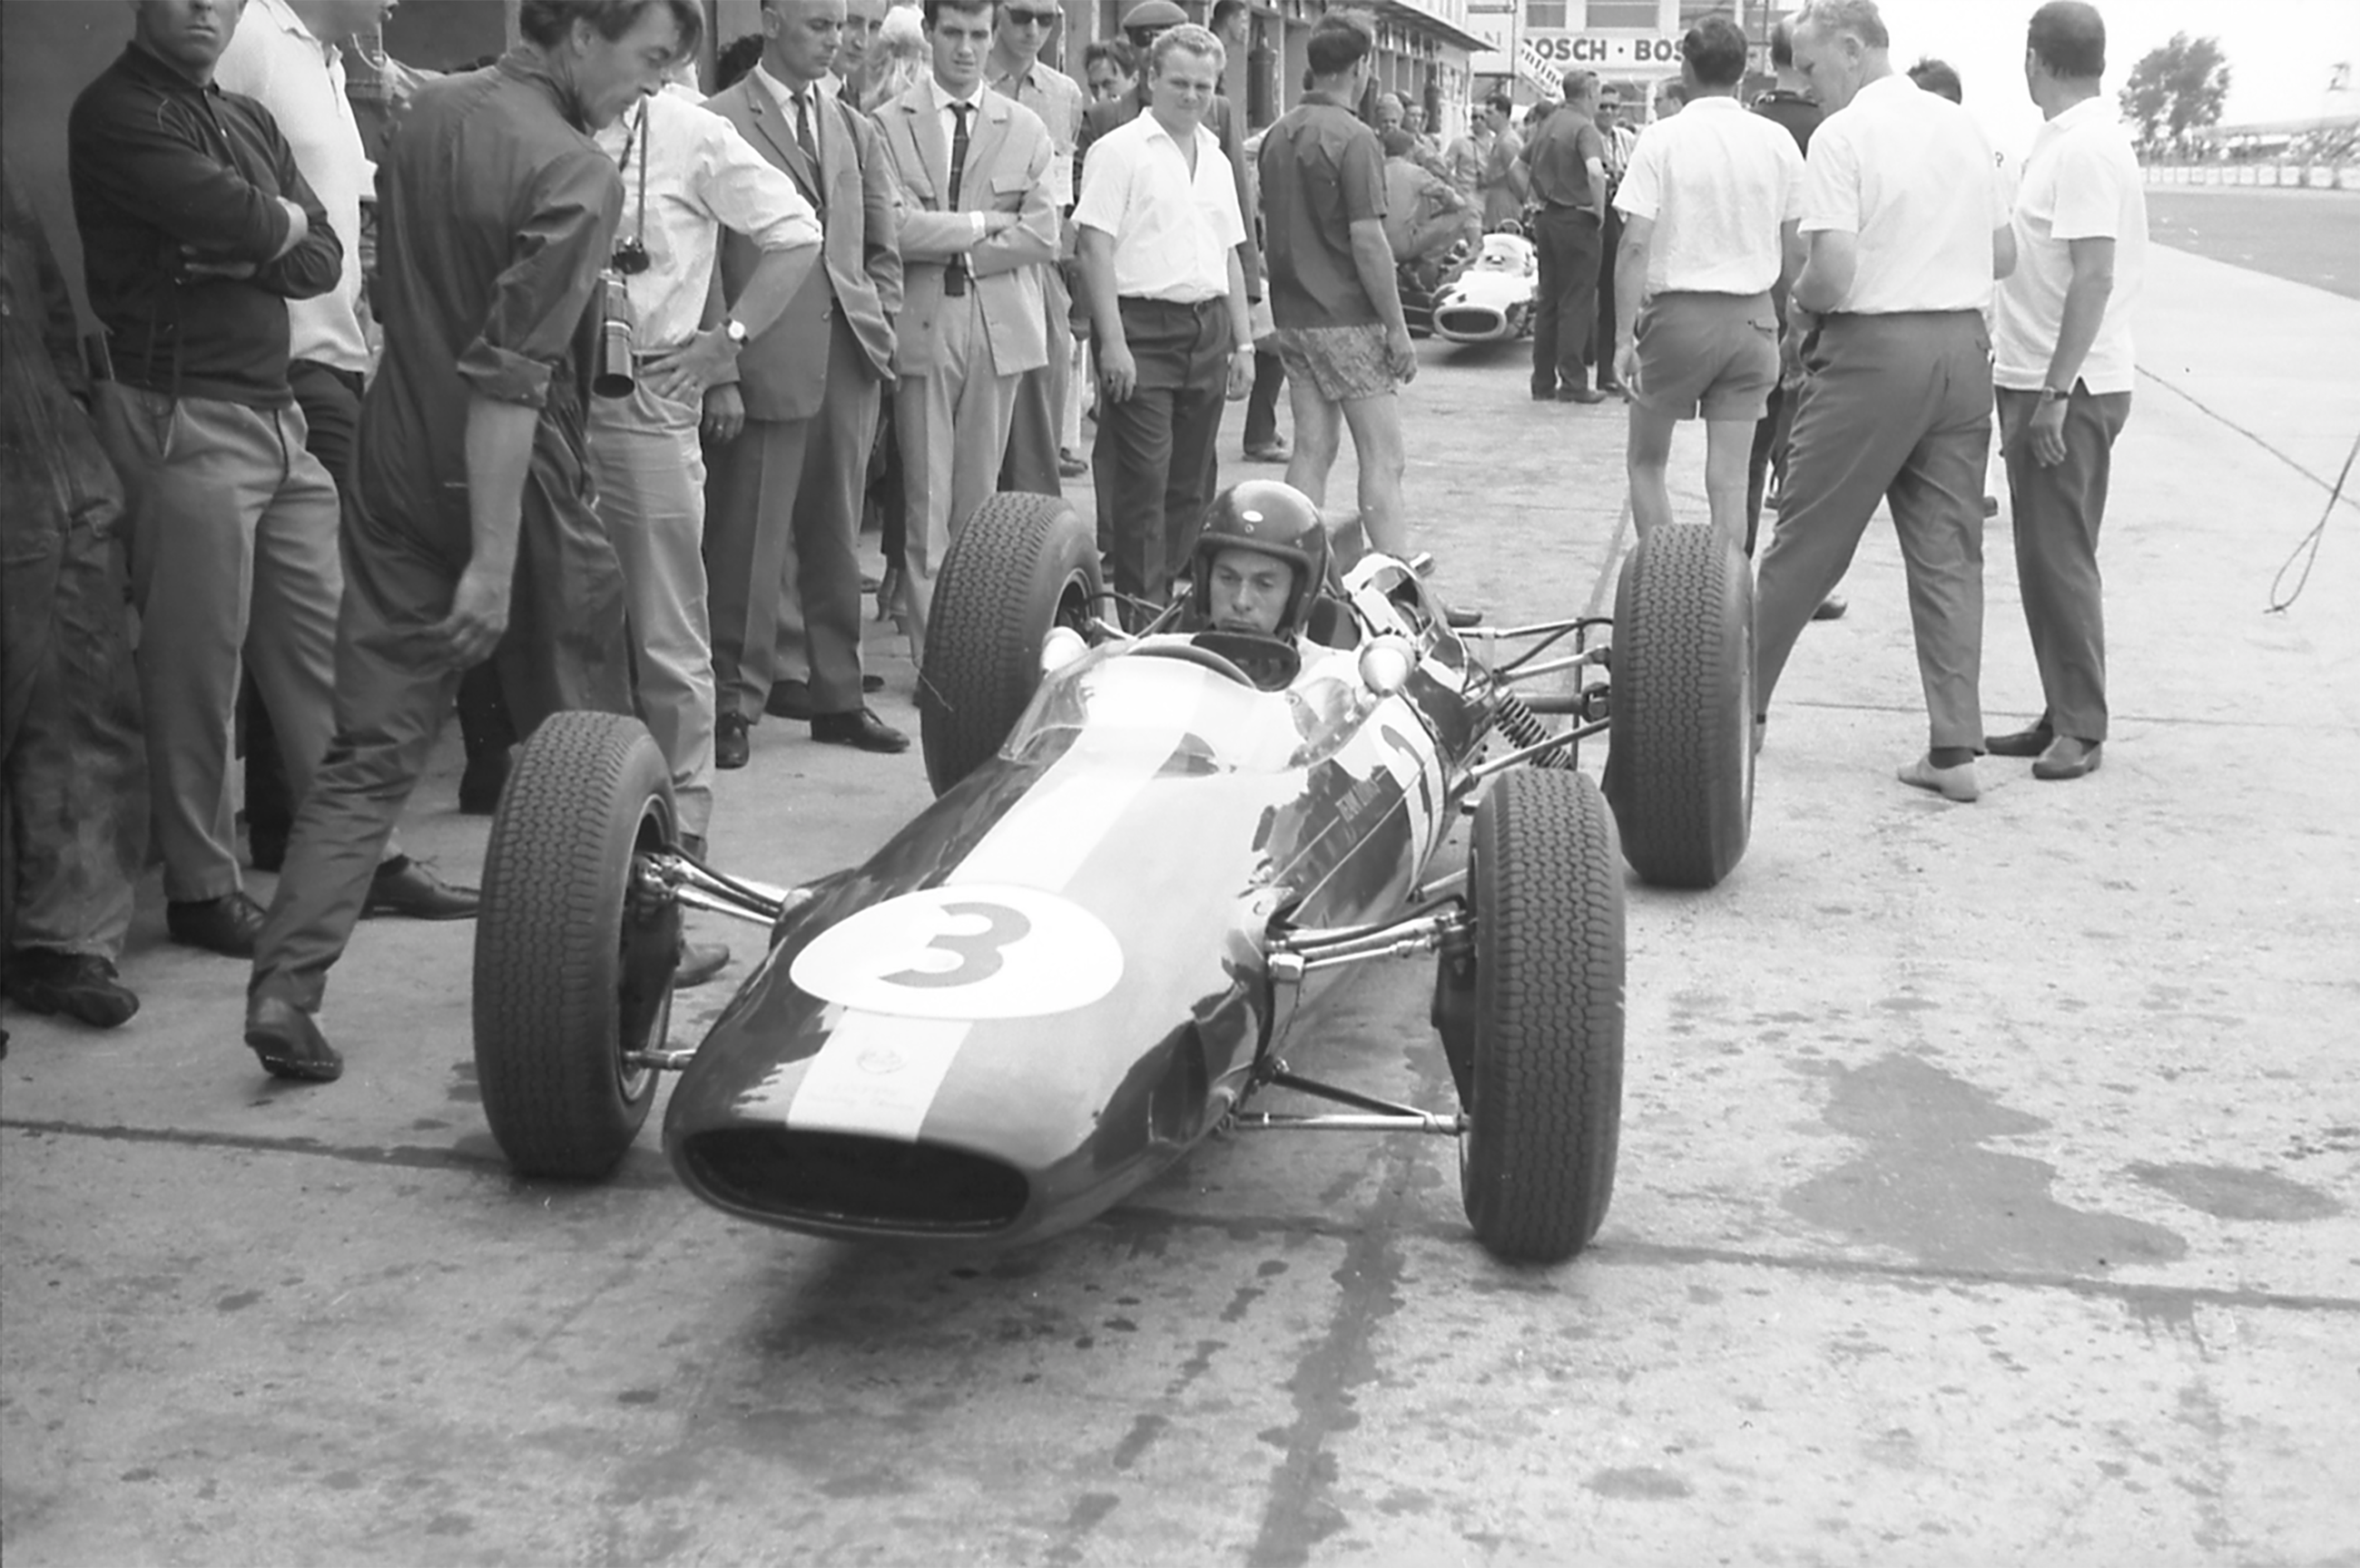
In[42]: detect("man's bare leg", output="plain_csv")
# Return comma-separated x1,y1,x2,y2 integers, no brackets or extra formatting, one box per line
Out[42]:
1341,391,1409,557
1625,400,1679,536
1702,416,1757,557
1283,379,1343,508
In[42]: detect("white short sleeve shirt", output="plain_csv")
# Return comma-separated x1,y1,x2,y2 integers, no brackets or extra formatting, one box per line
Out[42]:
1800,74,2009,314
1992,97,2147,394
1072,113,1245,303
1614,96,1804,297
215,0,372,373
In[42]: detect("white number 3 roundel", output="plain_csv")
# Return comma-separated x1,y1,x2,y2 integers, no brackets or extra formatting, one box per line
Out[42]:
789,885,1126,1021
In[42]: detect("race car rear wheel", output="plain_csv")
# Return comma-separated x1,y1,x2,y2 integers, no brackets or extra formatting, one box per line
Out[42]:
919,491,1104,796
473,711,681,1179
1604,522,1754,888
1459,768,1626,1263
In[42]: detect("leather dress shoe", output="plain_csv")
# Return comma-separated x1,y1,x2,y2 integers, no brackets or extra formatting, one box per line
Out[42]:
769,676,884,720
3,948,139,1028
244,994,343,1083
1983,720,2054,759
1557,387,1608,405
1811,593,1848,622
715,710,751,769
1244,442,1289,463
1058,449,1090,477
363,856,479,921
675,939,731,989
2032,736,2102,780
457,748,510,816
1896,753,1981,802
167,892,268,958
812,708,910,753
1444,606,1483,630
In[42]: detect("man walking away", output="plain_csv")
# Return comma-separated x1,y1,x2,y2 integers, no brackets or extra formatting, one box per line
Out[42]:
875,0,1059,662
244,0,700,1082
1074,22,1254,623
703,0,906,764
1753,0,2015,803
1522,67,1609,402
1987,0,2144,783
1611,15,1804,554
1256,12,1419,559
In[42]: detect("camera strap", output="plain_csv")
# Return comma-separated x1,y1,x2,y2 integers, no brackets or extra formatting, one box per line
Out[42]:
617,102,651,255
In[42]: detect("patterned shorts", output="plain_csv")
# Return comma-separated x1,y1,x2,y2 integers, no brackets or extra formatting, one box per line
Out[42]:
1273,322,1397,403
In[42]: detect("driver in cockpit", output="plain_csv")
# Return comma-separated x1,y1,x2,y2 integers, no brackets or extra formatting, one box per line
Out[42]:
1188,479,1330,633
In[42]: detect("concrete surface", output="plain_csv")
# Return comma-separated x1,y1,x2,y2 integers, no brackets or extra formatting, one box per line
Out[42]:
4,227,2356,1566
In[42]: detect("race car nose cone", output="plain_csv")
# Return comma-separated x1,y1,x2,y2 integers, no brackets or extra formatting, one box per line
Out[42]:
1359,634,1416,695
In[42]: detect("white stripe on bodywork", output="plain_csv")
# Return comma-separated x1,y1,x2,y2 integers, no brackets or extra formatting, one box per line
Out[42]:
783,1011,975,1138
782,671,1195,1140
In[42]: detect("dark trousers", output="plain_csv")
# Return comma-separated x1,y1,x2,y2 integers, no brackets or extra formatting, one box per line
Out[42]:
251,445,633,1012
1593,201,1622,387
1094,296,1230,623
1745,377,1797,555
1244,348,1285,451
241,358,363,845
1995,386,2131,742
1531,205,1602,396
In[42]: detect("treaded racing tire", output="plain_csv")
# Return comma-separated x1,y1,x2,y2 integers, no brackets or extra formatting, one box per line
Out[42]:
1460,769,1626,1263
1604,522,1754,889
919,491,1105,796
473,711,681,1179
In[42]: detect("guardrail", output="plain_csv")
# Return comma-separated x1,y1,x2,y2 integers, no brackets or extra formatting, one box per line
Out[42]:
2141,162,2360,191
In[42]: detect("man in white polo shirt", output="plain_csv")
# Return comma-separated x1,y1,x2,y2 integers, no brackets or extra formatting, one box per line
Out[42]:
1986,0,2144,784
1753,0,2015,803
1610,14,1804,554
1074,23,1254,624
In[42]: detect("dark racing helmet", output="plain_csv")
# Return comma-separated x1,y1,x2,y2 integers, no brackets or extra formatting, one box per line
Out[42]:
1187,481,1331,639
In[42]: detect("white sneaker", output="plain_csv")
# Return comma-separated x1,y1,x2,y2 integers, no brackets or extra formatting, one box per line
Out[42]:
1896,754,1980,802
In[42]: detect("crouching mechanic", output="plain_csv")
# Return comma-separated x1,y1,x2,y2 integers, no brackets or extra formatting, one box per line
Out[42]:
1184,479,1330,688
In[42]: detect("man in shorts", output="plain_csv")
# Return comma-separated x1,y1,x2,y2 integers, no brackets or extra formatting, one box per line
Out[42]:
1254,11,1418,558
1610,13,1805,554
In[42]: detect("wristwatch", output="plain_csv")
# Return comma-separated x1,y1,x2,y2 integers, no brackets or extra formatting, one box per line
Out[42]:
723,318,750,348
2037,385,2068,404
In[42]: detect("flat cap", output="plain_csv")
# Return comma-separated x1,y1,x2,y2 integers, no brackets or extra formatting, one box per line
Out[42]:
1122,0,1189,33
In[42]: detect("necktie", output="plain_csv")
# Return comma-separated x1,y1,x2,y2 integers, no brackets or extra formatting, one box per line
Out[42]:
948,101,973,208
794,88,818,167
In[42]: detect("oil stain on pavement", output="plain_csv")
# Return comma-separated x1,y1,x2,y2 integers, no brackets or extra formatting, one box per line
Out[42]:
2127,1161,2343,1222
1785,1054,2187,1274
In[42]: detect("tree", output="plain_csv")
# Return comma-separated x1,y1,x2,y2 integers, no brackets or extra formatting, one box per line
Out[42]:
2119,33,2232,153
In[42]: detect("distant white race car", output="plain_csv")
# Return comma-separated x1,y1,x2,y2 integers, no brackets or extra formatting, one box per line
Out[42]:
1432,231,1538,346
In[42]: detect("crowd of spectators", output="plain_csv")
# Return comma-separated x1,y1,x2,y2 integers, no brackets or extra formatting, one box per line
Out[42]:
2,0,2146,1063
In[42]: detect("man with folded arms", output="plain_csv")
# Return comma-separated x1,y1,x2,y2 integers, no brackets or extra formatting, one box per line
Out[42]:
1752,0,2014,804
1985,0,2144,784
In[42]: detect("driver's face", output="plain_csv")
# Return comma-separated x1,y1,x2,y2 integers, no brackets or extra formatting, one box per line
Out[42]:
1208,549,1293,636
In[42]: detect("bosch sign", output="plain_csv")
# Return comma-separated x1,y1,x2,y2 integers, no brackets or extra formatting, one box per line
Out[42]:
1523,33,1683,66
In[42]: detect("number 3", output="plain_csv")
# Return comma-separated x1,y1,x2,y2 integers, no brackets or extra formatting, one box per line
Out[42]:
884,900,1033,989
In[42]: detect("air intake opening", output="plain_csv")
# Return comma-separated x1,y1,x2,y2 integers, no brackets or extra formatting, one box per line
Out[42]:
681,1129,1028,1232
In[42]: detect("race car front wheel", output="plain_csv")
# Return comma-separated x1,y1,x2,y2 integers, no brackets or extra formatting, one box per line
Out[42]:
1605,522,1754,888
1459,768,1626,1263
919,491,1105,796
473,711,680,1179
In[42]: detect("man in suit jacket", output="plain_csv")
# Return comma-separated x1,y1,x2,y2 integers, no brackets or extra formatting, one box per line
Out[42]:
876,0,1059,660
703,0,910,759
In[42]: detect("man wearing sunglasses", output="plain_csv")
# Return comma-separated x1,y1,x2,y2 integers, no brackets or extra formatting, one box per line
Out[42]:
988,0,1087,495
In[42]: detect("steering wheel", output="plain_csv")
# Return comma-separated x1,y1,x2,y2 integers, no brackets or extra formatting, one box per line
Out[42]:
1131,641,1256,687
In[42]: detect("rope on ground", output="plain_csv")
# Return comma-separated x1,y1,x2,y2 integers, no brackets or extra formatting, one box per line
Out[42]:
2266,425,2360,613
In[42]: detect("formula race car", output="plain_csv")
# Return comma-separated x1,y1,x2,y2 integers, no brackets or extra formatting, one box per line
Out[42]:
468,490,1755,1264
1431,230,1539,346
